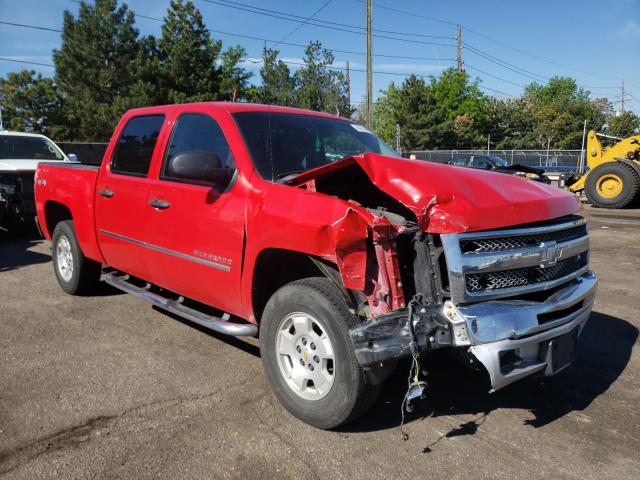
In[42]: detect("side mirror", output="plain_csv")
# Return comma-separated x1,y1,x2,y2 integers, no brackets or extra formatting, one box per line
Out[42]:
167,151,233,188
67,153,79,162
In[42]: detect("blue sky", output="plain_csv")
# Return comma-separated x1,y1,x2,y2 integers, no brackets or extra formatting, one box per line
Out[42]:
1,0,639,112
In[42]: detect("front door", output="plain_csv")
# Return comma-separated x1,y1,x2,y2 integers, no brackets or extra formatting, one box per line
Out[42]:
144,111,246,316
94,114,166,280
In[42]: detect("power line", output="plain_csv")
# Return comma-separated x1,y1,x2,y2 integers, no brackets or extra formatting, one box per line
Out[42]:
464,42,622,94
5,3,629,105
200,0,456,46
353,0,457,27
273,0,333,47
0,20,61,33
463,64,526,88
364,0,625,82
476,84,513,97
464,43,548,83
62,1,626,96
205,0,455,40
0,57,55,68
0,17,453,62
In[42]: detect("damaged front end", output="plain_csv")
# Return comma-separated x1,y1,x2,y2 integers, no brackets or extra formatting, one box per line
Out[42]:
0,172,36,228
287,154,597,391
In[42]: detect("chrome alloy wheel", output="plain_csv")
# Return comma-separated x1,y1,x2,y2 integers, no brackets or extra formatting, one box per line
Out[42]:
56,235,74,282
276,312,335,401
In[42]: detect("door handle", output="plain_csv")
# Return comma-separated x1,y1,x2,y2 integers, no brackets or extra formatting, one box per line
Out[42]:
98,189,114,198
149,198,171,209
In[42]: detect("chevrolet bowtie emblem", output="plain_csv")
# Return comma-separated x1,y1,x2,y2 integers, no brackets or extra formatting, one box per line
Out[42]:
540,241,563,267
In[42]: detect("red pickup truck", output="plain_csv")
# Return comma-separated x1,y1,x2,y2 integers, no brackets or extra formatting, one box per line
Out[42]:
35,103,597,428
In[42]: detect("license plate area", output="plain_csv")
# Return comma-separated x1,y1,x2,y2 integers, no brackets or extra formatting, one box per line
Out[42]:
539,328,578,375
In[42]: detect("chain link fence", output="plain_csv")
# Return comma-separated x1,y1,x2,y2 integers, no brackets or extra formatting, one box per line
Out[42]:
408,149,585,173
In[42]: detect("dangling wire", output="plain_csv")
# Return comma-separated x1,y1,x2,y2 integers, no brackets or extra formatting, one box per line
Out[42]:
400,295,428,441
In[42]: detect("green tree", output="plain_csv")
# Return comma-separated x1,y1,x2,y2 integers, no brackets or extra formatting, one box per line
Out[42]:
606,111,640,137
0,70,65,137
158,0,222,103
218,45,252,102
294,42,351,116
53,0,145,140
485,97,537,149
524,77,606,149
372,70,487,150
253,48,296,106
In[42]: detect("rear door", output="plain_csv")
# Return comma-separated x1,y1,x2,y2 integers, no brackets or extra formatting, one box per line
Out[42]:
94,114,166,280
144,111,246,315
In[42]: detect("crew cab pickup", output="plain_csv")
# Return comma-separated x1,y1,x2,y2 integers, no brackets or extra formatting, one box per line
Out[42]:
35,103,597,428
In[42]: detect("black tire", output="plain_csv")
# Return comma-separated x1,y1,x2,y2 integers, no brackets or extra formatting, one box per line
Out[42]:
51,220,101,295
260,277,381,429
585,162,640,209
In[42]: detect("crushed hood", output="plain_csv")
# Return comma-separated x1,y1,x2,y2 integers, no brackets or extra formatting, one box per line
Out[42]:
287,153,579,233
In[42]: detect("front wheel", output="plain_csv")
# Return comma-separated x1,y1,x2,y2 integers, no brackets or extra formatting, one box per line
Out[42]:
260,277,380,429
52,220,101,295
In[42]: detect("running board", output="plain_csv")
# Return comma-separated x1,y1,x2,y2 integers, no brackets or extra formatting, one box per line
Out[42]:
104,273,258,337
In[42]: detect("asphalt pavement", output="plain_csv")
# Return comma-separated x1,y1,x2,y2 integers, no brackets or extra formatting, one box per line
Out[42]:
1,205,639,479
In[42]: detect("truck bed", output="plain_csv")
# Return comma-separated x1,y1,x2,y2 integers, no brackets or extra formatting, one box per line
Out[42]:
35,162,104,263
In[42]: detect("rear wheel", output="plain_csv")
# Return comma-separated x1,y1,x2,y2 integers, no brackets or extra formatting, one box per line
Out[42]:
259,277,381,429
52,220,101,295
585,162,640,208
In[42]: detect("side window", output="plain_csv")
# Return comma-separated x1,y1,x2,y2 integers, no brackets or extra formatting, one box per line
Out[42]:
162,113,236,183
111,115,164,176
471,156,491,169
450,156,468,166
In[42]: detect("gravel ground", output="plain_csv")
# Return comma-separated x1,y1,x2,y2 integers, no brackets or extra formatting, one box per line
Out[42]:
0,206,639,479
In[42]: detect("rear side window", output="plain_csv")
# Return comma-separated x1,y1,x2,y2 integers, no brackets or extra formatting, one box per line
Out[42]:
111,115,164,176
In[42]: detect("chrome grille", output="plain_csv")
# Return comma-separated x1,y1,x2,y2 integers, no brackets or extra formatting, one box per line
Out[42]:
441,216,591,303
460,225,586,254
466,254,588,292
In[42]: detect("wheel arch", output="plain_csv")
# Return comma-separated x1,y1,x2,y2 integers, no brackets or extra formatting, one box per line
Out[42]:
44,201,73,238
251,248,353,324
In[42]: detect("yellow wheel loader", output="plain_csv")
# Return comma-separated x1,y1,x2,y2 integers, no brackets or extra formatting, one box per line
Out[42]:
568,130,640,208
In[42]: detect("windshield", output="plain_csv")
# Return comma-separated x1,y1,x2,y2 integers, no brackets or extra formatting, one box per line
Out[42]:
232,112,399,181
0,135,64,161
488,155,509,167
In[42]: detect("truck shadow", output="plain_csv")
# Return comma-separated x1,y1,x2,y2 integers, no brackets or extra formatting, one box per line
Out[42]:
340,311,637,439
0,231,50,272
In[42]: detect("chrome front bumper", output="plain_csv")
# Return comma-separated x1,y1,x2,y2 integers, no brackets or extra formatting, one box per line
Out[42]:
456,271,597,391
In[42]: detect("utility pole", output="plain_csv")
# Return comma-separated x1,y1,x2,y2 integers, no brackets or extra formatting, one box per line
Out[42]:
621,79,625,114
366,0,373,129
396,124,401,153
346,60,351,112
456,25,463,74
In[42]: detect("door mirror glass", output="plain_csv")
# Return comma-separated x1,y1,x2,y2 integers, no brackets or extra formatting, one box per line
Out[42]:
66,153,79,162
168,152,233,187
